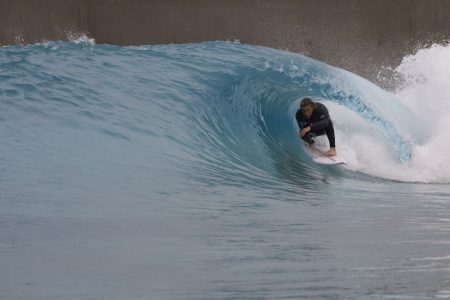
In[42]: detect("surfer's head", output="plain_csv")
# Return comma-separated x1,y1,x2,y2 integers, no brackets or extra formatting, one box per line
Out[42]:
300,98,315,119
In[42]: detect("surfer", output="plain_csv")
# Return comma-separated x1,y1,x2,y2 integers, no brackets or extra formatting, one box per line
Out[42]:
295,98,336,156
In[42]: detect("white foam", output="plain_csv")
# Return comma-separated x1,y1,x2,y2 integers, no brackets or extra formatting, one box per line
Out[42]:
328,44,450,183
323,101,406,181
67,33,96,45
392,44,450,183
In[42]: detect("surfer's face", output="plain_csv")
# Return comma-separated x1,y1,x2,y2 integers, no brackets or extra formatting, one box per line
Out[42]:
302,105,314,119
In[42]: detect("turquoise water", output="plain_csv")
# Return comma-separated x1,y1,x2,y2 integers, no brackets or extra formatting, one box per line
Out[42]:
2,39,450,299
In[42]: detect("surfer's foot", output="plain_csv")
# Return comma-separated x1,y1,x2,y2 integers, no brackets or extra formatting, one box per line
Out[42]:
325,147,336,156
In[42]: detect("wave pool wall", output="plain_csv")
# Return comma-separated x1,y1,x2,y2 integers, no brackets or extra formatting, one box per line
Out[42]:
2,0,450,83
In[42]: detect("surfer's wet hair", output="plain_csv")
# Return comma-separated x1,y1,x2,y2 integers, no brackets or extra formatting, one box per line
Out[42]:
300,98,315,108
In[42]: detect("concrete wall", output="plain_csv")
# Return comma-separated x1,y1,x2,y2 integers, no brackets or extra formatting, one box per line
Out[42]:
2,0,450,84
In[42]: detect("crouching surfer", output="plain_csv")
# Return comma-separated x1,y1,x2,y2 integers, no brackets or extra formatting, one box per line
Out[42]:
295,98,336,157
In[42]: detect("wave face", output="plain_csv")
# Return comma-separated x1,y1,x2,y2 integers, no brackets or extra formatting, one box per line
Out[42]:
2,40,450,299
2,40,442,184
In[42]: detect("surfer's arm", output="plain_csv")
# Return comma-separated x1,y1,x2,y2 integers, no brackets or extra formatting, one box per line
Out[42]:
295,110,305,129
300,126,310,137
310,104,332,131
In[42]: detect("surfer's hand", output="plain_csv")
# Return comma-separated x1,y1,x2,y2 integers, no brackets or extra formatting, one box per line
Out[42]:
300,126,310,137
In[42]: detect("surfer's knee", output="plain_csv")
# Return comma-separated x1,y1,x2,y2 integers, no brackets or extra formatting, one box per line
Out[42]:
302,132,315,145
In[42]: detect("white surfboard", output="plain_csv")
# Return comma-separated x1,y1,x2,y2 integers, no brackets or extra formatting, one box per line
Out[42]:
311,154,346,165
306,144,346,165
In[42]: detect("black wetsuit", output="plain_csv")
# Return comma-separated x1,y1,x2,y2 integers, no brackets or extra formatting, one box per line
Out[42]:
295,102,336,148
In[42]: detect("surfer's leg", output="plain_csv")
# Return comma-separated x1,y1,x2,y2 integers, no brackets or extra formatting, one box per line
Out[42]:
301,132,315,145
324,123,336,156
325,123,336,148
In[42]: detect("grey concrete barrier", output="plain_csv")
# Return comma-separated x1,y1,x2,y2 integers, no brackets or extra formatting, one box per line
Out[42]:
1,0,450,85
